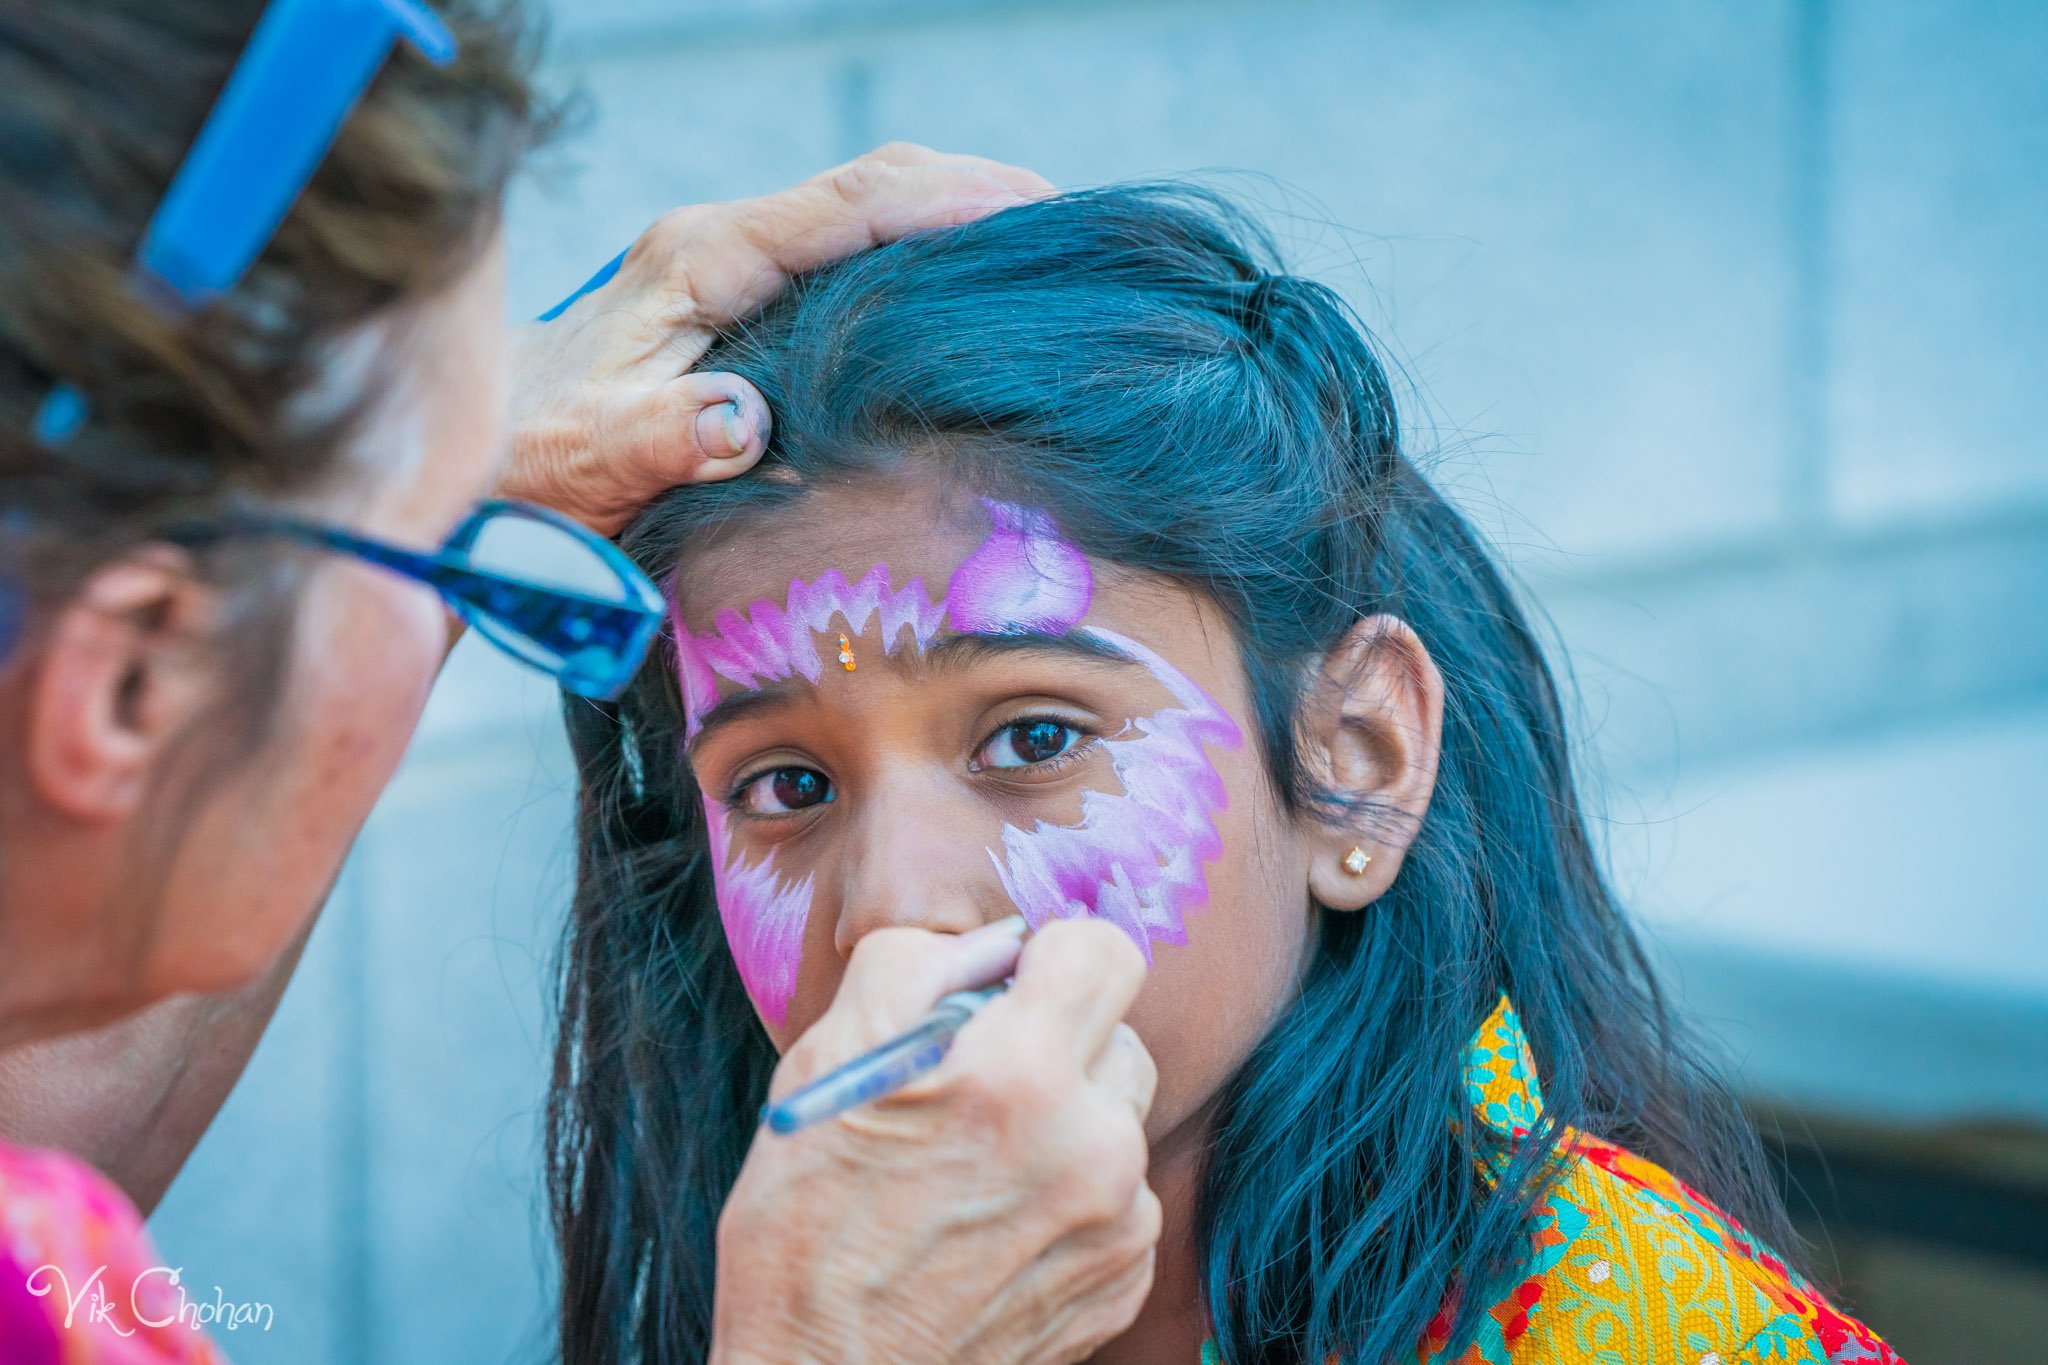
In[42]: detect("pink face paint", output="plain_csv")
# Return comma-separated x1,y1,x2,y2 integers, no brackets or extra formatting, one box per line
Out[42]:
987,628,1243,961
674,499,1095,742
942,498,1094,635
679,560,955,1024
674,563,950,740
700,799,814,1026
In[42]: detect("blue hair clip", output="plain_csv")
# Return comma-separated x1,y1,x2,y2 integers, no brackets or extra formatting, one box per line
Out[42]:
32,0,457,443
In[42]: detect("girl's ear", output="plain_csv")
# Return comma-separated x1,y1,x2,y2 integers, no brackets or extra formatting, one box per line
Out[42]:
1295,614,1444,911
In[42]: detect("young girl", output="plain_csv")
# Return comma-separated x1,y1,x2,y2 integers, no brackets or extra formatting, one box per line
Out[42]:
548,184,1903,1365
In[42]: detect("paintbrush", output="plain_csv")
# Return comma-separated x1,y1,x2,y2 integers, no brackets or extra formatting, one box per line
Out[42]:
762,979,1012,1135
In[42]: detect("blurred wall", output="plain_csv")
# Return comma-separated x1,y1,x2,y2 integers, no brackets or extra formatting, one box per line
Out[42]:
148,2,2048,1361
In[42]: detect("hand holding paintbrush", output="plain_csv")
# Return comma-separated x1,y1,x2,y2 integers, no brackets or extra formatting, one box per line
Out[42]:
764,917,1029,1134
718,915,1160,1364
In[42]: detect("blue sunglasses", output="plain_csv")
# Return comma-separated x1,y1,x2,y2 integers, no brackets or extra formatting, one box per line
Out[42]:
178,499,664,700
5,0,674,698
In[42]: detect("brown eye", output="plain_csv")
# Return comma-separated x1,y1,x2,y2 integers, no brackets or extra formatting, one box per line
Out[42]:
976,719,1081,770
737,766,834,815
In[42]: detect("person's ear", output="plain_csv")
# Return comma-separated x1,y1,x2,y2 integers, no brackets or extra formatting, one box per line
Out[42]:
1295,614,1444,911
24,548,225,822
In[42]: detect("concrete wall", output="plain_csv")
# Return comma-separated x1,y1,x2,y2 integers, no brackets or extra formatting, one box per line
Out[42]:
148,2,2048,1361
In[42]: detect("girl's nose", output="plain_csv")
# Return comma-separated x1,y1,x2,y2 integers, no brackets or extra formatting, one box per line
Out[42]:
831,761,1004,957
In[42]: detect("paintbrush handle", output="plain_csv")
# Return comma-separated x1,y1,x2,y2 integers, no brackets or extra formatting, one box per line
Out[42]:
763,985,1006,1135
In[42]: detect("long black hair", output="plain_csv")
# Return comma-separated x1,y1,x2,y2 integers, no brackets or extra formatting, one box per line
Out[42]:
548,183,1802,1364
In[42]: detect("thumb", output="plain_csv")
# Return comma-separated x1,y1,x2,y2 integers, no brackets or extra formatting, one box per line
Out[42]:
648,371,772,485
772,917,1029,1098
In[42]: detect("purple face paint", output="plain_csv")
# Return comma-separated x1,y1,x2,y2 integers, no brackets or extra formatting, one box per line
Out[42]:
674,498,1094,742
700,799,814,1026
678,546,970,1023
942,498,1094,635
674,521,988,1023
678,497,1237,1021
987,628,1242,961
674,563,950,741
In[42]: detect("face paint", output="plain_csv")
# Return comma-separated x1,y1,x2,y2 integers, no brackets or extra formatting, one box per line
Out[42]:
987,628,1242,961
674,499,1094,741
678,497,1236,1021
675,516,999,1024
674,563,949,740
701,799,814,1026
943,498,1094,635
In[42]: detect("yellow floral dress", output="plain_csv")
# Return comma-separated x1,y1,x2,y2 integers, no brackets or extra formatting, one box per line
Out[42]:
1202,998,1905,1365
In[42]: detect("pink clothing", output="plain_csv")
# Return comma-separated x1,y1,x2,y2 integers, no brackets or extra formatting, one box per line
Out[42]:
0,1140,226,1364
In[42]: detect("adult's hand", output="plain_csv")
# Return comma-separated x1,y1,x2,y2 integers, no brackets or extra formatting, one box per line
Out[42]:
713,917,1161,1365
501,143,1051,536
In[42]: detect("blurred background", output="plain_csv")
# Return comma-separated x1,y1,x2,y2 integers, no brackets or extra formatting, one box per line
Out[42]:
148,0,2047,1361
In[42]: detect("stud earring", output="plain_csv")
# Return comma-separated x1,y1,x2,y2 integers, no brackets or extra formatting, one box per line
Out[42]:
1341,847,1372,876
837,633,856,672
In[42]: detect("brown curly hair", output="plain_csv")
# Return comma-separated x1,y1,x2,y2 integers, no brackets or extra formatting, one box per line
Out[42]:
0,0,555,727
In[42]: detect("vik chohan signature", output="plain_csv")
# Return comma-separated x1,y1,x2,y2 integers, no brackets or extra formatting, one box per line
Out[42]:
25,1262,275,1335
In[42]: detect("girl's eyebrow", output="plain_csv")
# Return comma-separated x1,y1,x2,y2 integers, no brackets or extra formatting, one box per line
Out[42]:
685,630,1141,758
924,628,1140,673
686,681,798,756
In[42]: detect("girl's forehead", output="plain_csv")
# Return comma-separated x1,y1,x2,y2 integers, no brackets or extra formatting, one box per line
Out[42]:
667,476,1250,754
672,480,1053,630
670,481,1115,743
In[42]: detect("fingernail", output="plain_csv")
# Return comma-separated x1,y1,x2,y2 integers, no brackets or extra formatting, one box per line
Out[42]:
953,915,1028,986
961,914,1028,945
698,400,751,460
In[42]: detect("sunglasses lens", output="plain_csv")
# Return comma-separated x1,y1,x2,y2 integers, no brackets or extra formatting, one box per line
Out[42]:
452,507,657,697
461,508,626,599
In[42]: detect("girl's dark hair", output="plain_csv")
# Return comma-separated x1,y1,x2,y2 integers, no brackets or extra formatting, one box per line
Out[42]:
0,0,550,746
550,184,1803,1364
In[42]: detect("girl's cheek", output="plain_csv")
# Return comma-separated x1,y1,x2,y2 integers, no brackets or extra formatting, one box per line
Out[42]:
1121,752,1308,1141
981,629,1243,963
756,923,858,1058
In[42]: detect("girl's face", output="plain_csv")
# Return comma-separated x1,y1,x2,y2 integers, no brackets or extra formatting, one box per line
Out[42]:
675,477,1318,1147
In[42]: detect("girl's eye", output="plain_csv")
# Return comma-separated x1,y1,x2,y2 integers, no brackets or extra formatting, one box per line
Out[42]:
976,719,1083,770
735,766,835,815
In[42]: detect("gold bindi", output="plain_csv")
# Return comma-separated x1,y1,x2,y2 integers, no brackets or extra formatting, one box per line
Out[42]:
837,633,856,671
